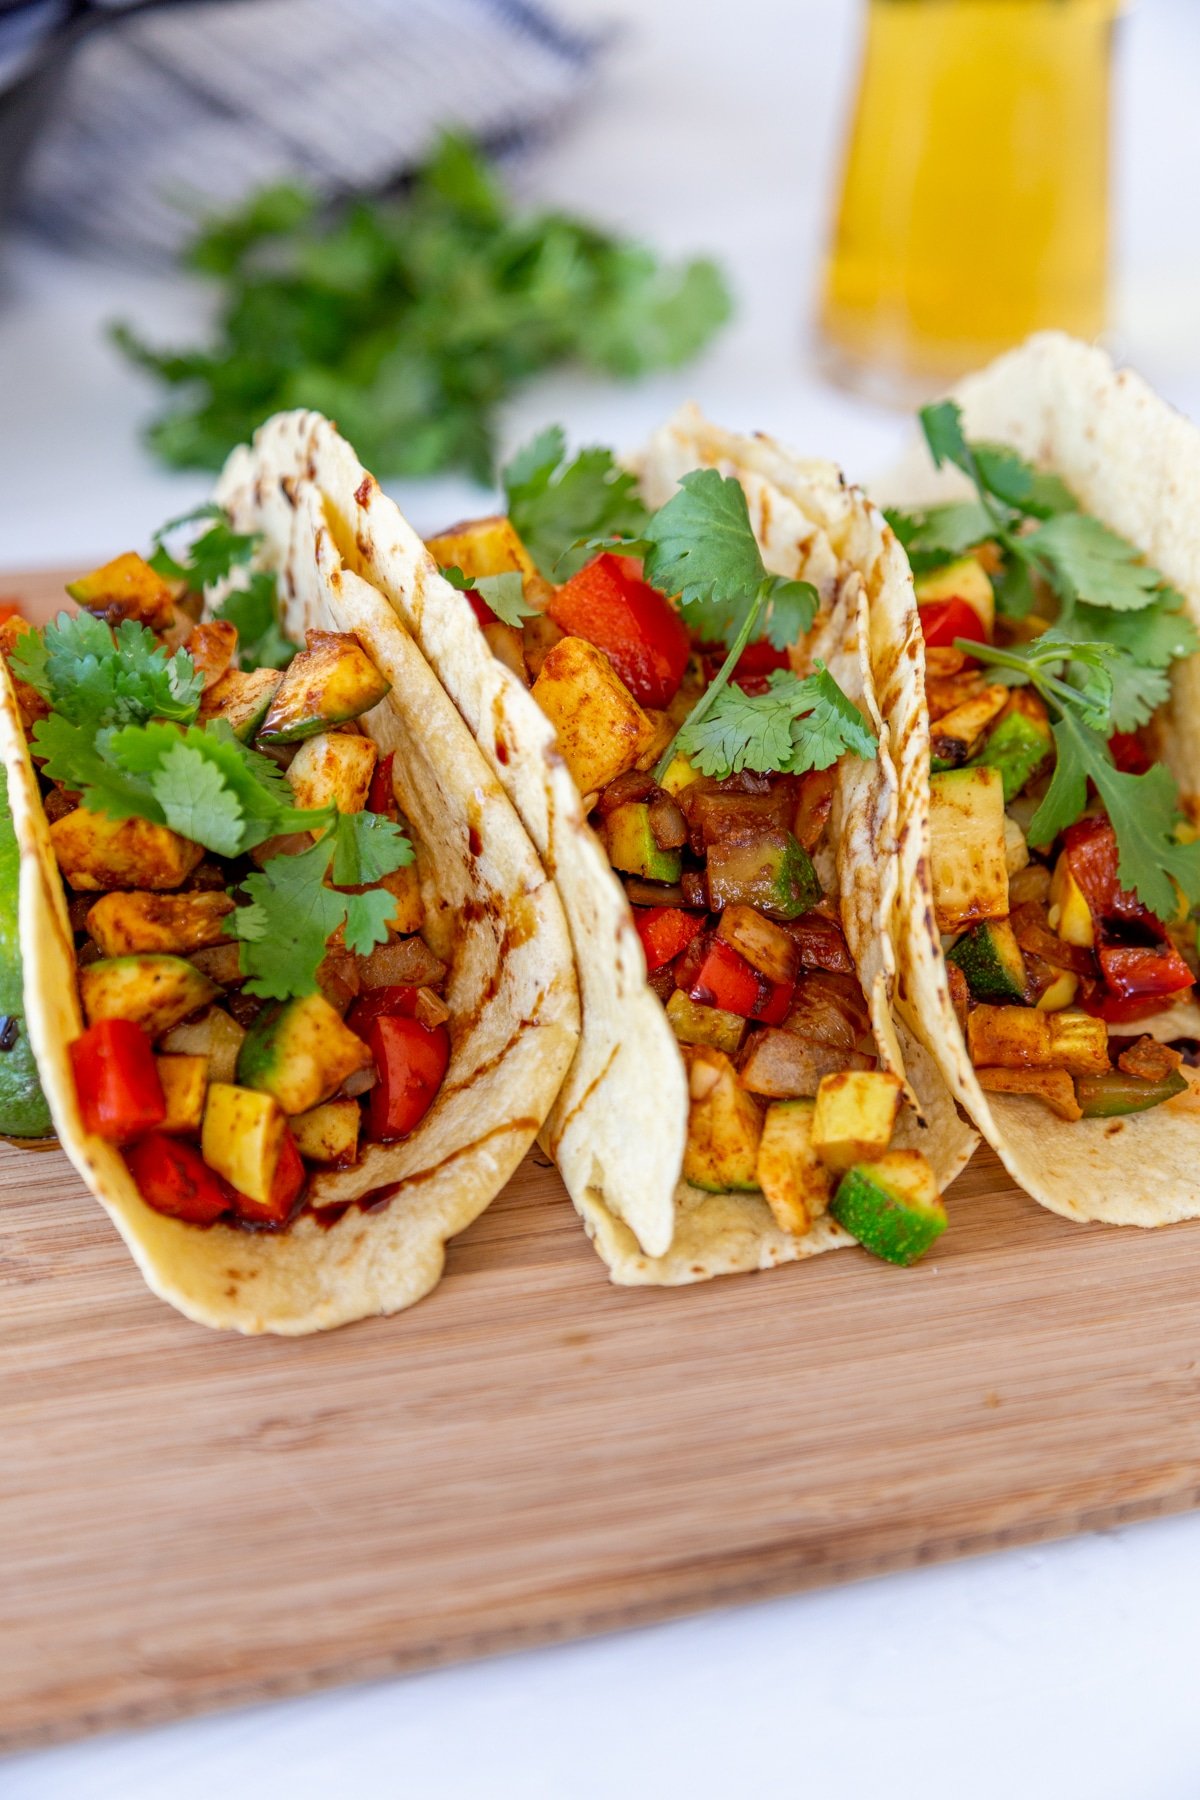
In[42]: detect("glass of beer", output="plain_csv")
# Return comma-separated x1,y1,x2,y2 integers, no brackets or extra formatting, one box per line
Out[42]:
818,0,1121,403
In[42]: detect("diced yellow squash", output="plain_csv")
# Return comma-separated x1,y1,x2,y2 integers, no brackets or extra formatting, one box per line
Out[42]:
929,685,1008,765
379,863,425,937
86,890,234,956
50,808,204,892
259,630,391,744
531,636,656,796
481,620,528,682
161,1006,245,1083
199,667,281,741
928,766,1009,933
811,1069,902,1174
660,752,701,798
235,992,372,1115
79,954,219,1039
1047,1009,1110,1075
201,1082,285,1205
286,730,377,816
967,1003,1052,1069
183,620,238,691
635,709,677,773
914,555,994,636
426,515,552,604
665,989,747,1055
155,1054,208,1133
1049,854,1095,947
66,552,176,629
521,611,564,681
291,1099,361,1173
1035,970,1079,1012
756,1099,831,1235
682,1047,764,1192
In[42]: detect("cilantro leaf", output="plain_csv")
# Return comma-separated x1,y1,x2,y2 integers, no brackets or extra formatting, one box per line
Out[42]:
30,715,163,822
149,503,259,588
503,428,650,580
474,573,536,628
213,569,298,669
342,889,401,958
329,809,413,886
677,664,876,779
232,841,346,1000
1027,512,1164,613
11,610,202,727
971,443,1077,519
104,718,304,852
885,501,995,572
150,740,245,856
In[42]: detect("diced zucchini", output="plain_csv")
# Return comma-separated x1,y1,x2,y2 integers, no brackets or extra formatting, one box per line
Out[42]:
914,556,994,635
201,1082,285,1206
966,1003,1051,1069
155,1054,208,1133
1035,970,1079,1012
1049,854,1095,947
603,801,681,883
1047,1009,1110,1075
50,808,204,892
79,954,219,1039
929,685,1008,768
184,620,238,691
426,515,549,598
716,905,799,984
830,1151,947,1266
811,1069,903,1173
660,753,701,798
755,1099,831,1235
946,919,1027,1004
235,991,372,1115
85,890,234,957
682,1047,764,1192
928,767,1009,934
531,636,656,795
66,551,176,629
161,1006,245,1083
665,989,747,1055
1075,1068,1188,1118
199,667,282,741
286,730,377,816
290,1098,362,1171
707,829,821,922
970,697,1052,803
258,630,391,745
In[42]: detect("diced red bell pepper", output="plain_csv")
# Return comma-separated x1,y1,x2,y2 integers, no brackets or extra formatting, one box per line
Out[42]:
0,601,25,624
466,589,496,627
124,1134,234,1225
732,640,791,692
232,1130,306,1227
367,750,397,815
1089,943,1194,1022
365,1014,450,1141
347,984,424,1038
919,598,989,652
70,1018,165,1143
1061,816,1149,928
1107,731,1152,776
633,906,704,974
548,553,689,708
676,933,794,1023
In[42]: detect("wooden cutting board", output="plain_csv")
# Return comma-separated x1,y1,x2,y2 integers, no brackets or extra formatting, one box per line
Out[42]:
6,568,1200,1752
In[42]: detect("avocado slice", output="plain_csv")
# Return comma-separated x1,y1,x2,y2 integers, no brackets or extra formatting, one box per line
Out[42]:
236,991,373,1115
969,703,1052,803
258,630,391,745
946,918,1027,1004
706,829,821,921
199,667,282,742
830,1151,947,1265
78,954,219,1040
603,801,681,883
682,1048,763,1192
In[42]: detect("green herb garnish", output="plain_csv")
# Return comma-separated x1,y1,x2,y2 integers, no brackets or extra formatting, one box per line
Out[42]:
502,427,650,580
439,565,536,629
151,504,298,669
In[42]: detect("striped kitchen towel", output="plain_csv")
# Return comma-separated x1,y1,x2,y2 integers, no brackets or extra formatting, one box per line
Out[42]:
3,0,601,260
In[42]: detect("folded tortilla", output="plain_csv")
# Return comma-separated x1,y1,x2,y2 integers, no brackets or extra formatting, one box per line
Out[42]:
879,331,1200,1227
1,482,578,1332
220,408,975,1283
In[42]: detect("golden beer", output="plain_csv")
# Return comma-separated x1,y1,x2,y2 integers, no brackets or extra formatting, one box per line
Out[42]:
819,0,1119,399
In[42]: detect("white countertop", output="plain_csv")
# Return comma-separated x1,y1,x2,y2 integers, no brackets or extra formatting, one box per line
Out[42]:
5,1,1200,1793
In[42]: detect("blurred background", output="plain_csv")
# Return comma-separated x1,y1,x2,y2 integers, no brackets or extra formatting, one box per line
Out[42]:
1,0,1197,574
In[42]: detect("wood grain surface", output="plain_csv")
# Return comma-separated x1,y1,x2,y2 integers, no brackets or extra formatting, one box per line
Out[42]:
5,568,1200,1751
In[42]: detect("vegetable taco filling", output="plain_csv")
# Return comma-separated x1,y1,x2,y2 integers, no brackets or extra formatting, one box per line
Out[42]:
889,398,1200,1129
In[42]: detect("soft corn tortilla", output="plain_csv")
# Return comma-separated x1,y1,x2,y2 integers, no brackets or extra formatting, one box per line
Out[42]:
879,331,1200,1227
3,491,578,1334
219,408,974,1285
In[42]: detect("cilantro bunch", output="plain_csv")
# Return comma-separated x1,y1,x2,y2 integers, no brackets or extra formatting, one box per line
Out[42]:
150,504,297,669
114,135,732,482
13,609,411,1000
887,403,1200,919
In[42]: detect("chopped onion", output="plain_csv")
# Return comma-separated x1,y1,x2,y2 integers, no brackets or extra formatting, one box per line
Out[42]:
716,905,799,985
341,1063,378,1098
413,986,451,1029
784,972,870,1051
647,790,687,850
360,935,448,989
594,770,655,820
739,1029,873,1098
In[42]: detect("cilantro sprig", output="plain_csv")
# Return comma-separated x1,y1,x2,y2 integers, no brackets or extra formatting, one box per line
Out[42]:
11,610,202,727
502,427,651,581
677,664,877,779
151,504,297,669
439,564,536,629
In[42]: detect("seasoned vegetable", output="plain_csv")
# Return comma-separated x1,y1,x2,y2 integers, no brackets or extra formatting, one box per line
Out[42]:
929,685,1008,769
603,801,682,883
124,1134,232,1225
755,1098,830,1235
258,630,391,744
236,991,373,1115
198,666,282,740
531,635,655,795
914,556,994,636
706,829,821,921
154,1054,208,1133
200,1081,286,1205
633,906,704,975
1048,854,1095,947
426,515,549,599
682,1047,763,1192
716,905,799,985
946,919,1027,1004
811,1069,902,1173
50,808,205,892
928,766,1009,934
364,1013,450,1140
969,696,1052,803
975,1066,1082,1120
1046,1010,1110,1075
79,954,219,1039
677,934,792,1024
967,1004,1051,1069
1075,1068,1188,1117
85,890,234,957
739,1028,871,1099
66,552,175,630
70,1018,165,1142
830,1151,946,1266
290,1098,362,1169
547,553,689,709
665,989,747,1055
286,730,377,815
184,620,238,690
660,752,701,798
161,1006,245,1084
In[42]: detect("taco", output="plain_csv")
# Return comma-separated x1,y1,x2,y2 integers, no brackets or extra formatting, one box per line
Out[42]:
218,408,974,1280
879,332,1200,1225
0,482,578,1332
